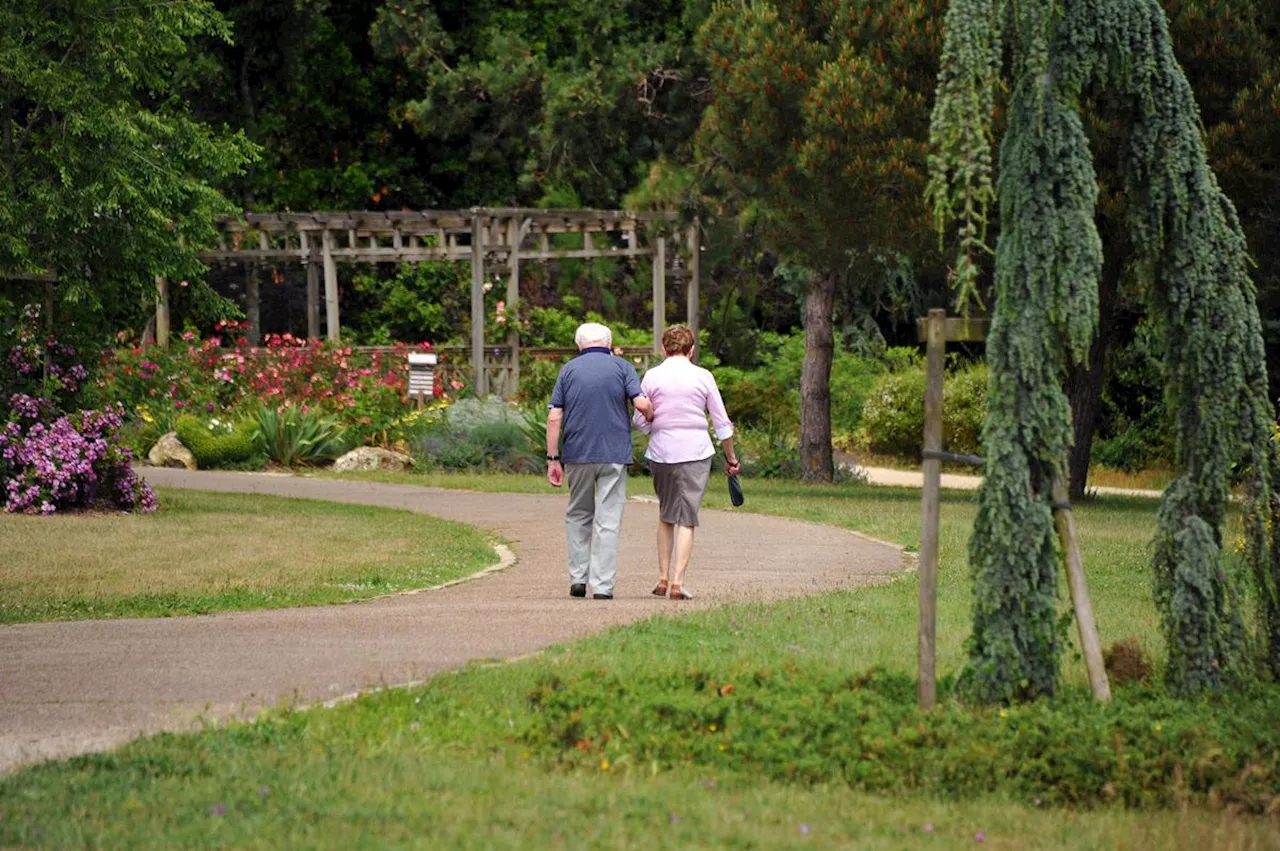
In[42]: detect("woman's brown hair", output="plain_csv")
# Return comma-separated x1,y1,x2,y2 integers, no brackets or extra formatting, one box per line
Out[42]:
661,325,695,356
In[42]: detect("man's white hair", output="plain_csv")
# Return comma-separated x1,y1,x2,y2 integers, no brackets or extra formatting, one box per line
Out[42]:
575,322,612,349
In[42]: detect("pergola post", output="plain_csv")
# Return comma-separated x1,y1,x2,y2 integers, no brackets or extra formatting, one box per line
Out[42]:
246,265,261,346
322,228,340,341
652,234,666,354
686,220,700,361
301,231,320,340
154,274,170,349
506,216,521,400
471,213,487,396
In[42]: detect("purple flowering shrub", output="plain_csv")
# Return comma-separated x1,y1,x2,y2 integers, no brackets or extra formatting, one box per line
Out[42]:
2,305,155,515
1,395,156,515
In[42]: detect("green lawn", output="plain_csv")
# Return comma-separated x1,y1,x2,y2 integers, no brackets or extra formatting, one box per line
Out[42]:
3,472,1275,848
0,488,497,623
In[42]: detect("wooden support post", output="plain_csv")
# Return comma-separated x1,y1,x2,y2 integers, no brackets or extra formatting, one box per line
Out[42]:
246,265,261,346
322,228,340,341
686,221,701,361
155,274,170,349
301,231,320,340
652,235,666,354
471,213,487,397
507,216,521,400
1052,478,1112,701
918,308,945,710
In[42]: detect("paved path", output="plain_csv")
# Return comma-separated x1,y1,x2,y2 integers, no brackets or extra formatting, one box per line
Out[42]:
0,469,904,775
857,464,1163,499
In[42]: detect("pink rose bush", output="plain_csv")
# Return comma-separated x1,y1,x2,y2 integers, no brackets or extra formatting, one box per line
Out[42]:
98,325,438,448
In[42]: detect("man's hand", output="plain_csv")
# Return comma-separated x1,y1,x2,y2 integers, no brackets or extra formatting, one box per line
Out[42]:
634,394,654,423
547,460,564,487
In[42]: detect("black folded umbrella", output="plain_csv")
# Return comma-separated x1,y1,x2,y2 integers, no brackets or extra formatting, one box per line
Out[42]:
727,474,745,507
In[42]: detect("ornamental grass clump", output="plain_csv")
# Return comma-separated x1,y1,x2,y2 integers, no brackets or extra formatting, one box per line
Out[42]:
1,394,155,515
252,404,350,467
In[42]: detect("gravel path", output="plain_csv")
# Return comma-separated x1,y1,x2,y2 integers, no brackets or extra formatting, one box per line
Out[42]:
0,469,904,775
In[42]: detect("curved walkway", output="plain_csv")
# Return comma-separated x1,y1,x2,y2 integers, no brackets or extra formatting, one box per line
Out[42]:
0,469,904,775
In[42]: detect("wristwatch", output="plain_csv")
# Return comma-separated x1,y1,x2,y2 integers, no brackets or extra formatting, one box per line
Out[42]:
546,455,561,462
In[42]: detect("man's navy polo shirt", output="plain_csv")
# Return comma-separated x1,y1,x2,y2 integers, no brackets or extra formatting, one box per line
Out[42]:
549,347,644,464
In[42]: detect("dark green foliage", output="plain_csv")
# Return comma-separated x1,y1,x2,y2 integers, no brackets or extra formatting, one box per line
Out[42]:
523,667,1280,811
173,416,258,470
1,0,252,330
930,0,1280,699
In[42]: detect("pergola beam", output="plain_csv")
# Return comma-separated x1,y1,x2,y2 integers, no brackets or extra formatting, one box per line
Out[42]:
200,208,688,396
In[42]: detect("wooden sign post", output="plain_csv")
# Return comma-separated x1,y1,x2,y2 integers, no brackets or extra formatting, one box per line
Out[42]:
914,309,1109,708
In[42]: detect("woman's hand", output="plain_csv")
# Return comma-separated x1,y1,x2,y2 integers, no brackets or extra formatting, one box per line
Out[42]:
725,457,741,477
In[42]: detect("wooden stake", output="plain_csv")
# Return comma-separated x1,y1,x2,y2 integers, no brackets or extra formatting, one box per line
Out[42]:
918,308,945,709
687,221,701,361
1052,478,1112,701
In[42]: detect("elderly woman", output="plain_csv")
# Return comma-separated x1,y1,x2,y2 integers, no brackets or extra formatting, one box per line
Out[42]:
633,325,741,600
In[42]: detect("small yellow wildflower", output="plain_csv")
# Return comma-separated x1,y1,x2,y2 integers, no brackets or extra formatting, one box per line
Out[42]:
718,744,726,752
709,723,718,732
1154,723,1163,733
600,759,611,771
998,709,1009,718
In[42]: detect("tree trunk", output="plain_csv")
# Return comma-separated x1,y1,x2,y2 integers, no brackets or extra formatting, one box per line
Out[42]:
1066,252,1122,499
800,270,836,482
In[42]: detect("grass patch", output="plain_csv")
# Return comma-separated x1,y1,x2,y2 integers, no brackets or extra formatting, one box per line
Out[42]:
324,469,1167,681
3,472,1275,847
0,488,497,623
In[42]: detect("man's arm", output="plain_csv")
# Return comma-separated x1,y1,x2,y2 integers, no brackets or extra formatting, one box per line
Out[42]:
633,394,654,422
546,406,564,487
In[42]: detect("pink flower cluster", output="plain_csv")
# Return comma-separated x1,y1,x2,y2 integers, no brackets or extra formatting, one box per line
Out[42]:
1,395,156,515
99,331,437,443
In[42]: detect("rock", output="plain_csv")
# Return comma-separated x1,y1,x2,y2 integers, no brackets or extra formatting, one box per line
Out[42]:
332,446,414,473
147,432,197,470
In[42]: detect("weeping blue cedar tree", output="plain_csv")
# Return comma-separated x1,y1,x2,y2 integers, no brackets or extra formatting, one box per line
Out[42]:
928,0,1280,700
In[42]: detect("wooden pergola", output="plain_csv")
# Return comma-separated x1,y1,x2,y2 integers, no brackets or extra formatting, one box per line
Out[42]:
161,207,700,396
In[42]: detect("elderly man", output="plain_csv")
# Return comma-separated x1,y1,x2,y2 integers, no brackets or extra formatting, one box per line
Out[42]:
546,322,653,599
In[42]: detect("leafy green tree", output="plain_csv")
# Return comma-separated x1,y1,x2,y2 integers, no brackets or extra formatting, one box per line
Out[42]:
371,0,705,208
1,0,253,330
930,0,1280,700
696,0,942,481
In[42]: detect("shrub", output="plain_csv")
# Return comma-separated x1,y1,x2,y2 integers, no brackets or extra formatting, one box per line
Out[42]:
521,666,1280,813
857,359,988,459
252,405,350,467
174,415,259,469
1,396,155,515
410,397,540,473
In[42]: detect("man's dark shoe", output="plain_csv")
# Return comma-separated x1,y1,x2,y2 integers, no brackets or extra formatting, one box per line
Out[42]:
570,583,587,598
593,593,613,600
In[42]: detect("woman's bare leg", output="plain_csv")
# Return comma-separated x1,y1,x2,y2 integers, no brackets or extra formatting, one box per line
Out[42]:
657,521,674,583
671,524,696,589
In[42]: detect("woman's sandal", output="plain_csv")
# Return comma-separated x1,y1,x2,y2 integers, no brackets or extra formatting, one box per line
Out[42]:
652,580,669,597
669,585,693,601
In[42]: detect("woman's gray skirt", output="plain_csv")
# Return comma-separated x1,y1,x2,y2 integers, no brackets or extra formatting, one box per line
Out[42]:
650,457,714,527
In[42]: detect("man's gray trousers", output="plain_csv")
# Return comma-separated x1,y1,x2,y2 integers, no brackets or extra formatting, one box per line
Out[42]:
564,462,627,596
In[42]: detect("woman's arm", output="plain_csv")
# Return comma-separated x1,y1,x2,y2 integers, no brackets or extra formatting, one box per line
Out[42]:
720,436,741,476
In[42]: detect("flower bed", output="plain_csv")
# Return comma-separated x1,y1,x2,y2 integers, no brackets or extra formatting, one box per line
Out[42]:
97,324,438,451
